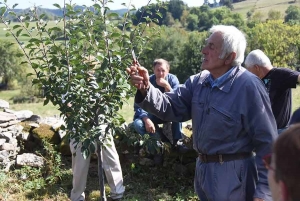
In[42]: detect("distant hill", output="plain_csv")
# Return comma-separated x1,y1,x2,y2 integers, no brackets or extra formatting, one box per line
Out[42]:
8,6,130,19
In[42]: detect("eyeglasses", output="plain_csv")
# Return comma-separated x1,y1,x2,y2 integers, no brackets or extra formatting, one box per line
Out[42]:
262,153,275,171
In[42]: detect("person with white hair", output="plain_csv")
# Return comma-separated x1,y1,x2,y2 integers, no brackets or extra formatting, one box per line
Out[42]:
127,25,277,201
245,49,300,134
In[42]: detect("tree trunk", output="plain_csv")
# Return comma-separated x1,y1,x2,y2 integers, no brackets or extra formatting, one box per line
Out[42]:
97,142,106,201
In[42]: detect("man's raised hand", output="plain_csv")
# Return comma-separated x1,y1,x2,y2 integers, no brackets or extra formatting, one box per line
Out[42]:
126,65,150,95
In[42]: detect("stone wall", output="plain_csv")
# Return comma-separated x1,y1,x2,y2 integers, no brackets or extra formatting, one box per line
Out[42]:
0,99,65,172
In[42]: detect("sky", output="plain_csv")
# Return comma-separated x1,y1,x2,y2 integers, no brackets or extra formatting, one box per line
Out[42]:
2,0,205,10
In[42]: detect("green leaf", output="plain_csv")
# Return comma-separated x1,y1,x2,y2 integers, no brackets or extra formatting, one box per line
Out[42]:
111,32,121,38
26,73,34,77
53,3,61,9
21,33,30,37
108,13,119,18
12,25,22,29
12,4,18,9
43,98,49,106
16,29,22,37
28,38,42,43
7,11,16,16
0,7,6,16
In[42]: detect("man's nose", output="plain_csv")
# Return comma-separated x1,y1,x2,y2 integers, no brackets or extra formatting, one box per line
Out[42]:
201,46,207,54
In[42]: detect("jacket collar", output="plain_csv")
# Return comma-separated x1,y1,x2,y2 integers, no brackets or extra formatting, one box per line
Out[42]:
201,66,241,93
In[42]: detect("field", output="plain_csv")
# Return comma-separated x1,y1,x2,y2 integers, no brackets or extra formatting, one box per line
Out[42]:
233,0,300,20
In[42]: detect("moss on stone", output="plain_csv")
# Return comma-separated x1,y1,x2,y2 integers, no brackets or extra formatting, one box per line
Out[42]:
60,135,71,156
32,123,61,145
18,121,35,133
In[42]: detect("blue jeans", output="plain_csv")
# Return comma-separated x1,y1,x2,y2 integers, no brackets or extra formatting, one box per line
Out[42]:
133,114,183,141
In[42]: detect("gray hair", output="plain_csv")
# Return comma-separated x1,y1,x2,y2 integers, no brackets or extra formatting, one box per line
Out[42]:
209,25,247,66
153,58,170,70
244,49,272,68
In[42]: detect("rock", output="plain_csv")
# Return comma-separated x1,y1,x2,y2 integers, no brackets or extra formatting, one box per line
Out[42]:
0,112,17,123
0,131,13,142
59,136,71,156
0,150,10,162
7,124,23,133
31,123,61,145
14,110,33,121
0,139,6,146
41,117,64,128
26,114,42,124
0,122,9,127
0,99,9,109
17,131,30,141
16,153,44,167
139,157,154,166
0,143,15,151
28,123,40,128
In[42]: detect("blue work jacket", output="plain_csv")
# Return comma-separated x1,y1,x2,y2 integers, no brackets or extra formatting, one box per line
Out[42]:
136,66,278,200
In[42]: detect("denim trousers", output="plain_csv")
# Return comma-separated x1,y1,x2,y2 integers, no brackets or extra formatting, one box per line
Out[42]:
133,114,183,141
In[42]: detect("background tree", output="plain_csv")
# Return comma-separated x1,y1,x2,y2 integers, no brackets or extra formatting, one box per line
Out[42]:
176,31,207,82
285,5,300,24
167,0,186,20
245,20,298,68
221,0,234,10
132,2,167,26
1,1,161,199
0,40,26,89
186,14,199,31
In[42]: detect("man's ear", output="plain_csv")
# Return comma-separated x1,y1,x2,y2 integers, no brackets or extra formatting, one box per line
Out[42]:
279,181,289,201
225,52,236,65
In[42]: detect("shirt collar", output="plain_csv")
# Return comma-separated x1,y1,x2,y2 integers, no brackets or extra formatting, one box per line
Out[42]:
201,66,240,93
208,67,235,88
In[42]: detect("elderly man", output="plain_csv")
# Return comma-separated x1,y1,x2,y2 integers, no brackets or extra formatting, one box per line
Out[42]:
264,124,300,201
133,58,184,148
245,49,300,133
127,25,277,201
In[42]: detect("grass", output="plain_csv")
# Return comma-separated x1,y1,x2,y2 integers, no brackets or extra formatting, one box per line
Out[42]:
232,0,300,20
0,89,60,117
0,20,64,42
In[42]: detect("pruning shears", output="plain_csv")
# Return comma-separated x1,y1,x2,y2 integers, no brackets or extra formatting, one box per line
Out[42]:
131,49,140,66
131,50,146,87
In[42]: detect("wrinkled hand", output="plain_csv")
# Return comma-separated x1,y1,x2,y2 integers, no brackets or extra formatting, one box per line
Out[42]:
126,65,150,95
144,118,156,134
253,198,264,201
